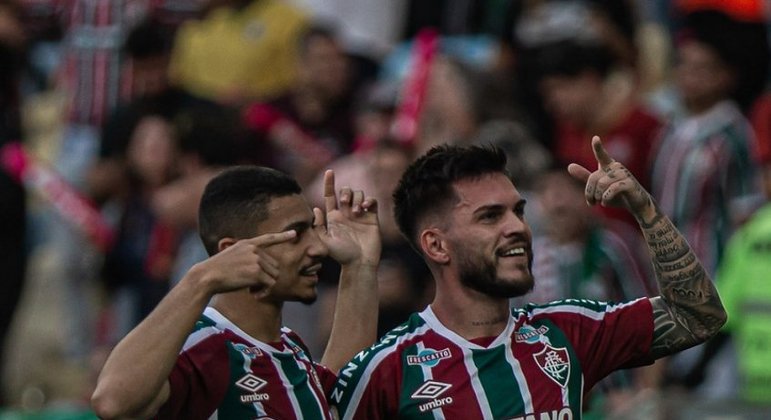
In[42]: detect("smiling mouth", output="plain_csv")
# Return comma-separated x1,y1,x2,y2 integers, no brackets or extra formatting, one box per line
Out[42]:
497,247,528,257
300,263,323,276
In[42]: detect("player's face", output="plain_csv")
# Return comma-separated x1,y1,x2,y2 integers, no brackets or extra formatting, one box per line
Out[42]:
257,194,328,304
444,173,534,297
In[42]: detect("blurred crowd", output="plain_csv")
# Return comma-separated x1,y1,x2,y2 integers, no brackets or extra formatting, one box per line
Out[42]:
0,0,770,418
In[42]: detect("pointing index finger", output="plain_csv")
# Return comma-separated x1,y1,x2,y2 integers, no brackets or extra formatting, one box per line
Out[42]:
591,135,615,169
247,230,297,247
323,169,337,212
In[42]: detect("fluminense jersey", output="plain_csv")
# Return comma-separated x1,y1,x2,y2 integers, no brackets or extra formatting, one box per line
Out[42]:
156,307,336,420
332,298,653,420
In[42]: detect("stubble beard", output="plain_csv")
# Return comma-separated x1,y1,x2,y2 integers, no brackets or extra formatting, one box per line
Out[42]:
457,251,534,298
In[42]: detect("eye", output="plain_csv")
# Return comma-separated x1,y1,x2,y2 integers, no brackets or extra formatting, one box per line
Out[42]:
479,211,501,223
514,201,527,219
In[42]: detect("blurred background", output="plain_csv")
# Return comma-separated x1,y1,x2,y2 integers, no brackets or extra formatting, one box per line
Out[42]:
0,0,770,418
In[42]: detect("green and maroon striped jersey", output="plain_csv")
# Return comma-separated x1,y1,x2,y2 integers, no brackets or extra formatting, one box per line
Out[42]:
331,298,653,419
156,307,336,419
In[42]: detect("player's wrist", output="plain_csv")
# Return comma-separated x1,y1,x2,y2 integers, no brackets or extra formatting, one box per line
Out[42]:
183,262,220,300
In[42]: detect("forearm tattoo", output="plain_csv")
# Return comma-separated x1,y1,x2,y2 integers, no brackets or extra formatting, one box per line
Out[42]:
639,205,727,359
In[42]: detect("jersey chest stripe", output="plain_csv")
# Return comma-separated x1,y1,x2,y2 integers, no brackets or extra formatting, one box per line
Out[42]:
461,347,494,419
181,326,220,352
270,353,306,418
239,351,268,416
277,354,328,419
504,340,534,413
471,345,528,419
341,324,433,420
417,342,445,420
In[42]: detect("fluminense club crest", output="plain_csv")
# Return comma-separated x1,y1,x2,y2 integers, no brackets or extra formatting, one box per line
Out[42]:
533,344,570,388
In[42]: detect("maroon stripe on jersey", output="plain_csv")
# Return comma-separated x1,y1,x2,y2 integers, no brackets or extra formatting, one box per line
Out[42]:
530,299,653,389
162,331,230,419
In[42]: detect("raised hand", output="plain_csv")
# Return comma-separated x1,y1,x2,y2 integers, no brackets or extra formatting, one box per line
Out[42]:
315,170,381,267
197,230,298,298
567,136,653,216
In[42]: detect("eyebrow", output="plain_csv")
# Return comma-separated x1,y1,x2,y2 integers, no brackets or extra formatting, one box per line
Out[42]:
281,218,314,234
472,199,527,215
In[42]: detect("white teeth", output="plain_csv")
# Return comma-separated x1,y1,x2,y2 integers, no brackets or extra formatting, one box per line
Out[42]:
501,247,525,256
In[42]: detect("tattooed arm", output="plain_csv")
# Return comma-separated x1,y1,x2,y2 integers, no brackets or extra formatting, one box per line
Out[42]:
568,136,727,360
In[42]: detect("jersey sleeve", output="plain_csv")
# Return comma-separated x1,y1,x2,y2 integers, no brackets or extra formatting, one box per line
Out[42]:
330,350,401,420
531,297,654,390
155,338,230,419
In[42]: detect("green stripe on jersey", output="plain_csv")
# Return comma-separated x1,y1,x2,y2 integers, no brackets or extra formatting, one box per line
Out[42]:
538,319,584,411
398,345,431,419
333,315,427,411
275,352,326,420
472,346,525,418
192,314,218,333
219,343,263,418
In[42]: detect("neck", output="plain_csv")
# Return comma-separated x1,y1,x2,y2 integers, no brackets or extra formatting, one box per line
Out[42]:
211,291,283,343
430,270,511,340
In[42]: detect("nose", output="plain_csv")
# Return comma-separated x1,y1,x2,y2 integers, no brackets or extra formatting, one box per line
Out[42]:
502,210,529,238
307,228,329,258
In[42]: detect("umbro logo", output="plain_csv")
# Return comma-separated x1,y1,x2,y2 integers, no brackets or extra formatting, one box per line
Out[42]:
411,380,451,399
235,374,267,393
411,380,454,412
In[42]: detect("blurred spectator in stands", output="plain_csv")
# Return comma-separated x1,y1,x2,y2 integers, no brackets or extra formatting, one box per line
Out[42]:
651,9,766,280
714,94,771,405
242,23,357,186
291,0,406,88
152,102,241,287
88,17,215,206
169,0,308,105
534,39,662,228
100,114,179,342
0,0,27,405
649,9,768,397
505,0,643,149
417,56,519,153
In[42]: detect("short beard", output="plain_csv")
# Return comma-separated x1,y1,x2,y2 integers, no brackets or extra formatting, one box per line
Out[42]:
458,253,534,298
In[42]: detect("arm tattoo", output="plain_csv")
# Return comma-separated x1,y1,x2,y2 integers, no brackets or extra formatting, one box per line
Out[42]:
639,204,727,359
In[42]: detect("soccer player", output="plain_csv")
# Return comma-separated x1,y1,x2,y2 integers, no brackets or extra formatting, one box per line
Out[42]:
331,136,726,419
91,166,380,419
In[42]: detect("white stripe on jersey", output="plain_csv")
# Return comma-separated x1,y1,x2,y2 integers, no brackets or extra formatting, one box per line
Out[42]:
238,351,268,417
269,351,303,418
208,410,218,420
416,342,446,420
342,324,433,420
203,307,294,355
419,306,519,349
503,340,534,413
283,334,327,416
181,325,220,353
529,298,645,320
460,346,494,419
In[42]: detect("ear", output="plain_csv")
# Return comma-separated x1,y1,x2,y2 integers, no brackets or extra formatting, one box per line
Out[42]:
217,237,237,253
419,228,450,265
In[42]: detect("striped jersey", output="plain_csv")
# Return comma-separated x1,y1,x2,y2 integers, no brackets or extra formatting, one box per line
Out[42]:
331,298,653,419
650,100,760,277
156,307,336,420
